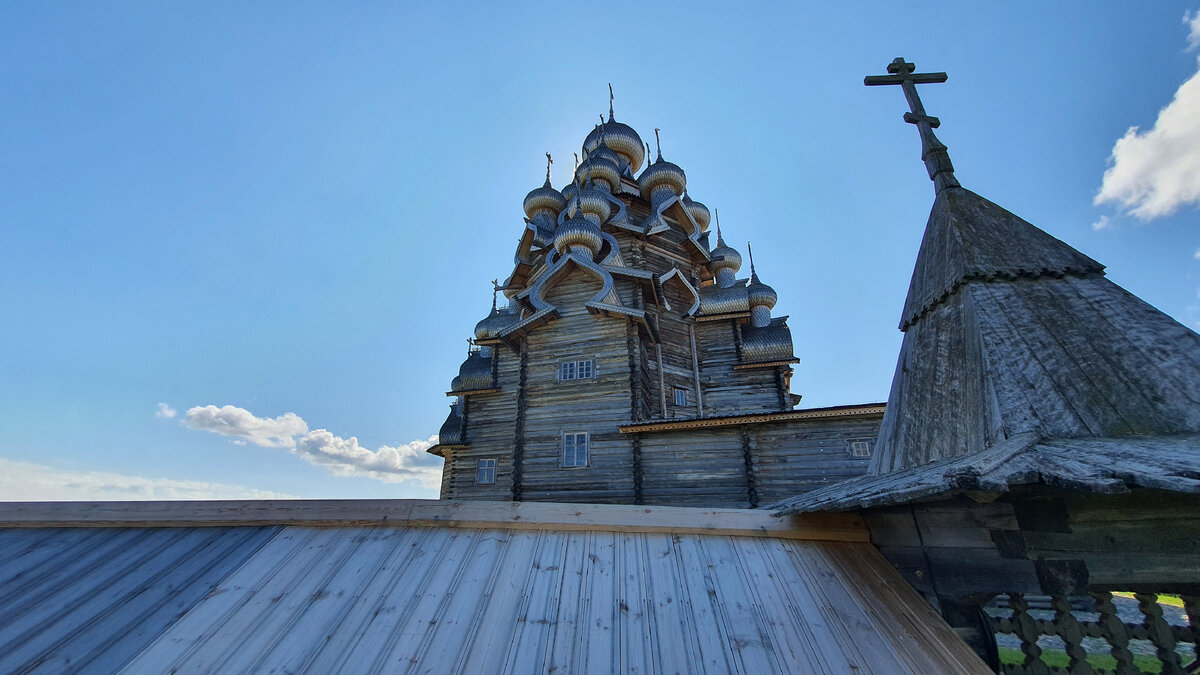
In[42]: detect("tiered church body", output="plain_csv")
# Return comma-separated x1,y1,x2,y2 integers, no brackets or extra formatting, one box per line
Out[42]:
428,112,882,507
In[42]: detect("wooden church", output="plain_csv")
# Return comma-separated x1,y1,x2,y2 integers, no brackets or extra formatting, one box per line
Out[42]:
428,93,883,507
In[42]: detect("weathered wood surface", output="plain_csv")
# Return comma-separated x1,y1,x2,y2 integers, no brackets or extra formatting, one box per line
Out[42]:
774,432,1200,514
854,492,1200,607
0,522,989,674
899,187,1104,331
868,192,1200,481
0,499,869,541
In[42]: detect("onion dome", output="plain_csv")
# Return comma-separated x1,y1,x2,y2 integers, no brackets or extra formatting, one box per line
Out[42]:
554,213,603,255
746,243,777,327
524,154,567,231
576,143,622,192
523,180,566,223
561,181,579,204
473,282,518,339
681,192,711,231
584,119,645,173
638,156,686,203
747,272,777,311
709,224,742,289
474,307,511,340
575,182,612,225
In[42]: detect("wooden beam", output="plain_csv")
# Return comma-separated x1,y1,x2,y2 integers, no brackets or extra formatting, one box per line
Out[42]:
619,404,887,433
0,499,869,542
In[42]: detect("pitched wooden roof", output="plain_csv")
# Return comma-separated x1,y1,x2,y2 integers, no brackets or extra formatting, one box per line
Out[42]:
775,186,1200,513
0,499,989,674
899,187,1103,330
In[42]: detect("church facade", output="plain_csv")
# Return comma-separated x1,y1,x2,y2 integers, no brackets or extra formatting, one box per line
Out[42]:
428,103,882,507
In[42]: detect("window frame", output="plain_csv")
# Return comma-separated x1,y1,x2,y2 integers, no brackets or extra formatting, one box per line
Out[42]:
559,359,595,382
673,387,690,407
561,431,590,468
848,439,873,458
475,457,497,484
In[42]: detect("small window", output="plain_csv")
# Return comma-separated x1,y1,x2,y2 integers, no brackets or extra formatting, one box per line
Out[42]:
562,432,589,467
559,359,594,381
475,458,496,484
673,387,689,406
849,440,873,458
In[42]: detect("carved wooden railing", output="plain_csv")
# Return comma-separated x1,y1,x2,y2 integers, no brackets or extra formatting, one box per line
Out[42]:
988,592,1199,674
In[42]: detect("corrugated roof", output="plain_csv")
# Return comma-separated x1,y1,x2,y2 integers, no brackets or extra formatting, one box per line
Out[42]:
0,499,987,674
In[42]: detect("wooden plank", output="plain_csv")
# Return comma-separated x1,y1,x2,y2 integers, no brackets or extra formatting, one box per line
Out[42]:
0,499,869,542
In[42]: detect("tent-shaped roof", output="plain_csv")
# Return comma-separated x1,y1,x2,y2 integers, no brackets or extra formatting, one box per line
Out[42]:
776,185,1200,514
0,499,987,673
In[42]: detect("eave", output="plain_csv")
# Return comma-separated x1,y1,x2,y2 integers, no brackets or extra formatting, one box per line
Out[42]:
733,358,801,370
618,403,886,433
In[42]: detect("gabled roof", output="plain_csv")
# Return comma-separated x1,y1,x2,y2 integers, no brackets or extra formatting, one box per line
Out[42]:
0,499,988,674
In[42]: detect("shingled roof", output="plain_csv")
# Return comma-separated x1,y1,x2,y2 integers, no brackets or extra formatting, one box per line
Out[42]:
775,185,1200,514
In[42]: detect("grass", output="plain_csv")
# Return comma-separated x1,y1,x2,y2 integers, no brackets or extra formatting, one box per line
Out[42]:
998,646,1167,673
1110,592,1186,609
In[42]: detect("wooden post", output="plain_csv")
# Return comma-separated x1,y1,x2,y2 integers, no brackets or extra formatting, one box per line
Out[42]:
655,343,667,417
689,323,703,417
511,340,528,501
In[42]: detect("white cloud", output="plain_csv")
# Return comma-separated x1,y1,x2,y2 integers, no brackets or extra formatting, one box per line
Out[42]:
295,431,442,487
183,404,441,487
1195,247,1200,260
1094,16,1200,220
1091,215,1112,231
0,459,296,501
155,402,177,419
1187,9,1200,51
184,404,308,448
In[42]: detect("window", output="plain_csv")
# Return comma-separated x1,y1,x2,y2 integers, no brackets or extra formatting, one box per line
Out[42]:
673,387,689,406
849,440,873,458
475,458,496,484
559,359,594,381
562,432,589,467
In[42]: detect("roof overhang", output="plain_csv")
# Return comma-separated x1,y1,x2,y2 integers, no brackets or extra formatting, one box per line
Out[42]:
619,403,886,433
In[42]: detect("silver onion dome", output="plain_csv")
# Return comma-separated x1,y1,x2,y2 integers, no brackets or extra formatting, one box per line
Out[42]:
747,274,778,310
523,179,566,223
575,182,612,225
710,231,742,288
682,193,711,231
576,146,622,192
561,182,579,205
638,157,687,202
584,120,645,173
554,214,603,255
474,307,514,340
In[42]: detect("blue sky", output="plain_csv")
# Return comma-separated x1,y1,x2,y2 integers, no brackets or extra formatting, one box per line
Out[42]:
3,3,1200,500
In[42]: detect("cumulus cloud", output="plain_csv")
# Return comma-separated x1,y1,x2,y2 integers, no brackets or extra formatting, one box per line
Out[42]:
1094,13,1200,220
0,459,296,501
1091,215,1112,231
155,403,177,419
295,431,442,487
183,404,441,487
184,405,308,448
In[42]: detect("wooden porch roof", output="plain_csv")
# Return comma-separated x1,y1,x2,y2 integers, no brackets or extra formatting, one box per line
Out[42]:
0,499,988,674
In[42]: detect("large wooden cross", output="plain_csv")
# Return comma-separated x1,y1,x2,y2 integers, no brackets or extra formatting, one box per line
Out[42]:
865,57,960,192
